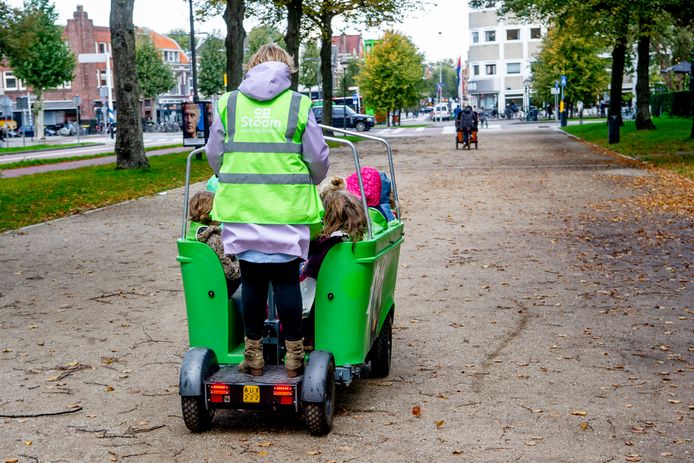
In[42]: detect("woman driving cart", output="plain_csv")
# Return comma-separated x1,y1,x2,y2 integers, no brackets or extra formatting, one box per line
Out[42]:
205,44,330,378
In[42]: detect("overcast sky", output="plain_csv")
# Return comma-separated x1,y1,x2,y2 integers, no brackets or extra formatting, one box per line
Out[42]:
8,0,468,63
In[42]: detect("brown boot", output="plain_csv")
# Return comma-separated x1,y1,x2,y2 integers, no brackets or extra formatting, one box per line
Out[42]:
284,339,305,378
239,337,264,376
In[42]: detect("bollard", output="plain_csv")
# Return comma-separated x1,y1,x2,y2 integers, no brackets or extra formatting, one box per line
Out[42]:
608,115,620,144
560,111,568,127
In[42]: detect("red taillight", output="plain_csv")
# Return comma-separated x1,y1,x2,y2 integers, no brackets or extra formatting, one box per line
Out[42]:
210,383,230,394
273,385,294,396
278,395,293,405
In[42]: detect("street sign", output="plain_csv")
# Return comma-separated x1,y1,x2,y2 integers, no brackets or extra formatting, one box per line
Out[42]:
78,53,108,63
560,75,567,87
550,87,560,95
352,94,358,105
0,95,12,113
555,80,559,89
72,96,81,107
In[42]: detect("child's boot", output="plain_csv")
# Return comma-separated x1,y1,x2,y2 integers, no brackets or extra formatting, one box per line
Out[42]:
284,339,305,378
239,337,264,376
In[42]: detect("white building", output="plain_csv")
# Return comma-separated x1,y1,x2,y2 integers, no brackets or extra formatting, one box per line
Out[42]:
467,6,545,114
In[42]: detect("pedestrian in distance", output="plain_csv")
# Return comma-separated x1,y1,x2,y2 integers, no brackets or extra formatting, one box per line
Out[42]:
205,43,330,378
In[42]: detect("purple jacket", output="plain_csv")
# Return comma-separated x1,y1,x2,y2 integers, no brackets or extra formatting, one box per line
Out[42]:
205,61,330,260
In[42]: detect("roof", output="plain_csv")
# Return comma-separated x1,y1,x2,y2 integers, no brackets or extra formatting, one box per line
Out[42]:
146,29,190,64
331,34,363,58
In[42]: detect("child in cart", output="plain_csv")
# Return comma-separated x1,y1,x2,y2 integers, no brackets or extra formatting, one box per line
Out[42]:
456,105,478,147
188,191,241,297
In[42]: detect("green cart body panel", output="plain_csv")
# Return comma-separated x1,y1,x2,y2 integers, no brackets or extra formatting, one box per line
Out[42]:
177,219,403,368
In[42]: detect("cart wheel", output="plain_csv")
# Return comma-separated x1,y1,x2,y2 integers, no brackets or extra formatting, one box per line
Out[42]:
179,347,218,433
455,141,459,150
369,314,392,378
475,142,478,149
302,352,336,436
182,395,214,432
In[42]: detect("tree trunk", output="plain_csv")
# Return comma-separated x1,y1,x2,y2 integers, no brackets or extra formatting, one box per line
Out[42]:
35,90,45,141
284,0,302,91
224,0,245,91
690,69,694,139
110,0,148,169
608,33,627,127
319,15,334,131
635,21,655,130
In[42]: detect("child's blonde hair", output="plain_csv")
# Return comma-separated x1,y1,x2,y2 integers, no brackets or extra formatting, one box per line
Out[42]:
189,191,215,225
321,189,367,242
318,175,345,200
246,43,296,73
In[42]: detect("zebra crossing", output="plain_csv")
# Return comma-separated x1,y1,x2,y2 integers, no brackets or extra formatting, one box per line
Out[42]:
373,124,502,138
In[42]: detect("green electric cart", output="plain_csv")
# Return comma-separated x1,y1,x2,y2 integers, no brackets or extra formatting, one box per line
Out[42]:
177,126,404,435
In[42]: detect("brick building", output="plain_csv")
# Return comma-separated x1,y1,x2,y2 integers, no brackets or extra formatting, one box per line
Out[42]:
0,5,190,131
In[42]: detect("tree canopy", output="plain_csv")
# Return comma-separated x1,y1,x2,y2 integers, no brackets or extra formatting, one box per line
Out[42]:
136,36,175,99
198,33,227,97
6,0,74,139
530,21,609,108
358,31,424,119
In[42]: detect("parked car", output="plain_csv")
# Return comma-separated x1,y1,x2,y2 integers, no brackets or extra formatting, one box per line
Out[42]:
432,103,450,121
312,105,374,132
16,125,35,137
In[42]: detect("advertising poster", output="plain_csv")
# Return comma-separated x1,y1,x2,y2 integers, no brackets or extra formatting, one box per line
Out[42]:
182,101,210,147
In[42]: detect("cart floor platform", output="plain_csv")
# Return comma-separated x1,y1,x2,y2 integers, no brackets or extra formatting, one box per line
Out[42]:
207,365,303,385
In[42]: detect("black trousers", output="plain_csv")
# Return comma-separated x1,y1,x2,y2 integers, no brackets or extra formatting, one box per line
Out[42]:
239,259,302,342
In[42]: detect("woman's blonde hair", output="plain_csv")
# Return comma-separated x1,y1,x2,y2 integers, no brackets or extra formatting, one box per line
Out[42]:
245,43,297,73
321,189,367,242
189,191,215,225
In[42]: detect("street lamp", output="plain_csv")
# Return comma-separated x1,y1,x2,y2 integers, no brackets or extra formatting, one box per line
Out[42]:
188,0,198,103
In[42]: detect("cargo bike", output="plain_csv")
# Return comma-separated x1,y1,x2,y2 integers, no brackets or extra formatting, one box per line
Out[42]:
177,126,404,435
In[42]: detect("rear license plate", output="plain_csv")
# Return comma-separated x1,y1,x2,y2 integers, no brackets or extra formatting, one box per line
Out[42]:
243,385,260,403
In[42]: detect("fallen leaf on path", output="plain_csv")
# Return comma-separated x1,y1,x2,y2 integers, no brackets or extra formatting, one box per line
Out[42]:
305,449,320,455
452,449,463,455
6,459,19,463
23,441,32,446
66,361,79,367
625,454,641,462
580,422,589,431
258,450,268,457
571,410,587,416
257,442,272,447
661,452,673,457
435,420,445,428
411,405,421,417
668,400,681,404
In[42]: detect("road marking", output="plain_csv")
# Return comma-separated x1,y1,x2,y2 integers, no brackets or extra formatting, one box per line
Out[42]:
442,126,456,134
415,127,425,132
391,128,403,135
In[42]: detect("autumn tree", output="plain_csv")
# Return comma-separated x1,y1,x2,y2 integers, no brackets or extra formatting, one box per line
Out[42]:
6,0,74,140
0,3,15,60
358,31,424,127
136,36,175,121
111,0,148,169
303,0,417,132
198,33,226,97
530,21,609,110
299,39,320,96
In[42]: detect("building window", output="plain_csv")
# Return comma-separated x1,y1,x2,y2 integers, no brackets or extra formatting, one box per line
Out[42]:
485,64,496,75
3,71,18,90
96,42,110,53
530,28,542,39
485,30,496,42
506,62,521,74
472,31,479,44
506,29,520,40
97,70,108,87
163,50,180,63
473,65,479,76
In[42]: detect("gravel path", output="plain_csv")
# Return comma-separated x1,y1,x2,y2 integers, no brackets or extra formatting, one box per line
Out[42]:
1,127,691,462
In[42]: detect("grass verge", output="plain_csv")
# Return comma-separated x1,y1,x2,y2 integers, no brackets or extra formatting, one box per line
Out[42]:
0,150,209,232
563,117,694,178
0,144,184,170
0,142,100,155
